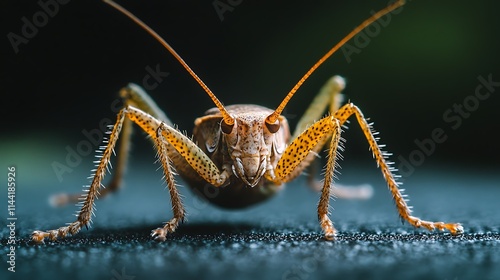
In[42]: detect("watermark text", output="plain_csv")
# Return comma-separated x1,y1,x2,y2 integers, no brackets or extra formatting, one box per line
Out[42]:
6,166,17,273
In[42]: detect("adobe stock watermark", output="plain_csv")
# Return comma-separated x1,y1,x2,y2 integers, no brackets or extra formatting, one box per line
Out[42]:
142,64,170,91
52,63,169,182
7,0,71,54
6,166,17,273
213,0,243,22
397,74,499,177
341,0,409,63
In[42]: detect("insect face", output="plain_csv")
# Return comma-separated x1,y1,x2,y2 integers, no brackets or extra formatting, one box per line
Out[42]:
221,105,288,187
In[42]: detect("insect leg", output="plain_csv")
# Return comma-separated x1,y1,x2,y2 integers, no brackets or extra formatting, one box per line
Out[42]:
317,119,342,240
334,103,464,235
150,123,185,241
271,115,344,239
32,107,128,243
291,75,372,199
32,105,230,243
51,83,172,206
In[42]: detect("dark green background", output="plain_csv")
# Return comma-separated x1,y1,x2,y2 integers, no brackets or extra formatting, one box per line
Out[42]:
3,0,499,169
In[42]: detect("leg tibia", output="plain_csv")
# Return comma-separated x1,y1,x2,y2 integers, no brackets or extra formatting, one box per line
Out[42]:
32,109,127,243
316,118,342,240
50,118,134,207
50,83,170,207
150,124,185,241
335,103,463,235
273,114,345,240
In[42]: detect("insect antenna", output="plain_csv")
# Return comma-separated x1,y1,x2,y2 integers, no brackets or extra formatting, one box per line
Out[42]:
103,0,235,127
266,0,405,126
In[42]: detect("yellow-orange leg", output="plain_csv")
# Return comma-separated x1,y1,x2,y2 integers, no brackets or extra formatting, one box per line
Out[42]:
270,102,463,240
291,76,373,200
272,114,344,239
31,109,128,243
334,103,463,235
50,84,172,207
316,119,342,239
32,105,230,244
150,123,185,241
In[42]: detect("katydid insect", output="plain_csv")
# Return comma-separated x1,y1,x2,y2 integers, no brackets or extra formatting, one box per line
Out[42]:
31,0,463,244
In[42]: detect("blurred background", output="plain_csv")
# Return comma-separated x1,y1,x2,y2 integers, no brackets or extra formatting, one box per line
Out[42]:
1,0,499,189
2,3,499,279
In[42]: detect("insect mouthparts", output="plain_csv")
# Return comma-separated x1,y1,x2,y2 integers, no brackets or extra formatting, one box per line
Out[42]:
231,156,267,187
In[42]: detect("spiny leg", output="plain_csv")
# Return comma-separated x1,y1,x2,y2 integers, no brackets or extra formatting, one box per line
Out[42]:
51,84,171,207
270,115,345,239
334,103,463,234
269,103,463,239
33,105,231,243
32,106,161,243
31,109,127,243
150,123,185,242
122,106,231,239
292,75,372,199
50,117,133,207
317,119,342,240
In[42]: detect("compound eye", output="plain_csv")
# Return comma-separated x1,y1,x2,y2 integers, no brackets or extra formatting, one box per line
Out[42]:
265,120,280,133
221,120,234,134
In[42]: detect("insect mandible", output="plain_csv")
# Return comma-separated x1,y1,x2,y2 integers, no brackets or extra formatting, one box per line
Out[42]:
31,0,464,243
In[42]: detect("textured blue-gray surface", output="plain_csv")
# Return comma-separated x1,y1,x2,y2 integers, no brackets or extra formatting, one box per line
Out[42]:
1,164,499,280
